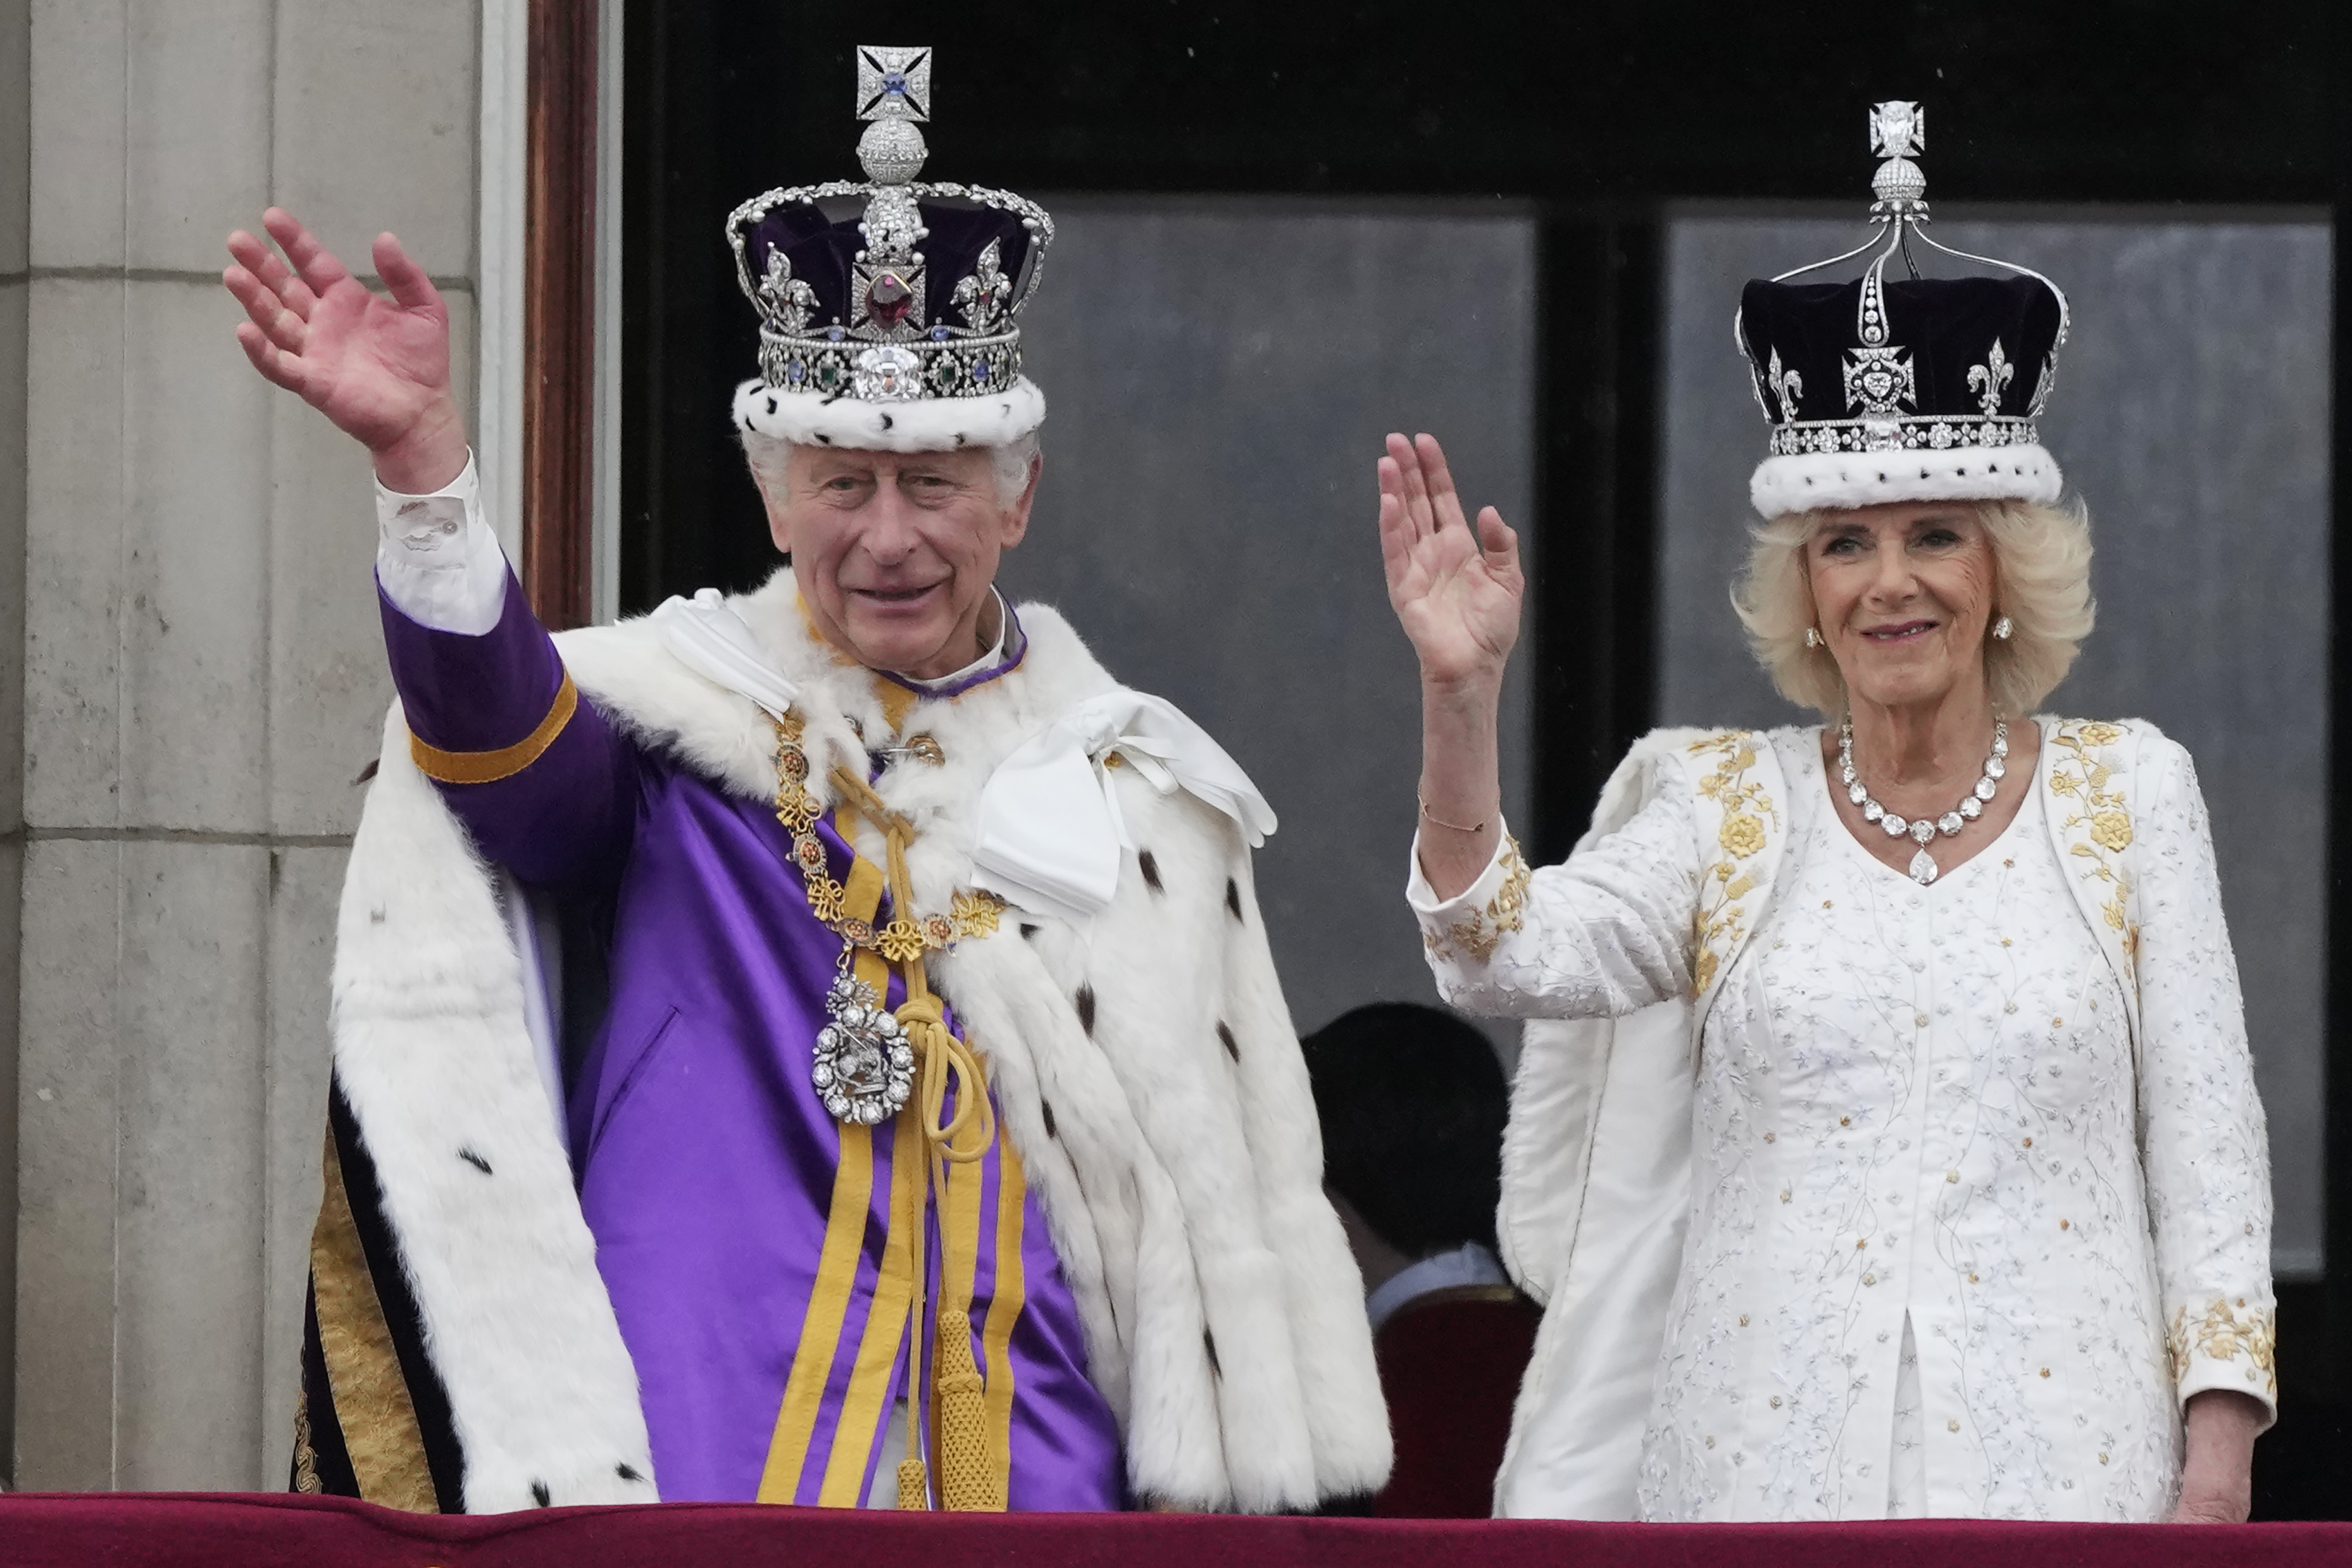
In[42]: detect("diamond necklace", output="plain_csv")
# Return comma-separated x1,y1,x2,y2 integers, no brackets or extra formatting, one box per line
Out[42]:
1837,717,2009,887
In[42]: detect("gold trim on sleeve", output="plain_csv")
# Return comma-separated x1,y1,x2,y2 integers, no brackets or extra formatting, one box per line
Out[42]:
1428,835,1532,963
407,671,580,785
2168,1297,2278,1400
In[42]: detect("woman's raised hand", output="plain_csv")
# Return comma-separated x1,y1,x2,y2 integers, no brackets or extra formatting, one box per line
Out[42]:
1378,433,1525,692
223,207,468,493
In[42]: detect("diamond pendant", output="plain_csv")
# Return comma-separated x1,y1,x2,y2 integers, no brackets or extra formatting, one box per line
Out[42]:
1907,847,1940,886
812,970,916,1125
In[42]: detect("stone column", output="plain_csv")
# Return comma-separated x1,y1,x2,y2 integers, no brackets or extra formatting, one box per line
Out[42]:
10,1,479,1491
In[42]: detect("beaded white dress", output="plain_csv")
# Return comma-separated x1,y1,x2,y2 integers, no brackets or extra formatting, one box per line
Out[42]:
1411,723,2275,1522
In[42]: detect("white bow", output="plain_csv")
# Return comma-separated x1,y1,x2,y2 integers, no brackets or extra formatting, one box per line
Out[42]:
971,689,1276,925
652,591,1274,925
654,589,800,719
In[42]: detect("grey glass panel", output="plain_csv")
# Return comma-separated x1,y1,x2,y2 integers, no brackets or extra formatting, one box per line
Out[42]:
998,197,1538,1043
1657,211,2332,1277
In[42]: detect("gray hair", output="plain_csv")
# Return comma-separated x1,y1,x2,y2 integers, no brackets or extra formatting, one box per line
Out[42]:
739,430,1041,509
1731,497,2097,718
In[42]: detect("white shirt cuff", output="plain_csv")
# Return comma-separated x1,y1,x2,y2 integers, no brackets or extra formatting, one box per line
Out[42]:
374,450,511,636
1405,814,1518,921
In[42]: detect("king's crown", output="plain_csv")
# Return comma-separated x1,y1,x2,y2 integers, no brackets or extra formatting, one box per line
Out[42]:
726,45,1053,406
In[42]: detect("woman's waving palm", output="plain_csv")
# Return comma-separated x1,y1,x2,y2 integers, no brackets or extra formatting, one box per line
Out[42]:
1377,432,1524,692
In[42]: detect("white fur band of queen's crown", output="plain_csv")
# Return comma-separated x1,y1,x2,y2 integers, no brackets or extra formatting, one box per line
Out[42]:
1736,101,2072,519
725,46,1054,453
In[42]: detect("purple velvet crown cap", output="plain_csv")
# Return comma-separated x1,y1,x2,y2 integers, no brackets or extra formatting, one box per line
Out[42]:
745,199,1038,345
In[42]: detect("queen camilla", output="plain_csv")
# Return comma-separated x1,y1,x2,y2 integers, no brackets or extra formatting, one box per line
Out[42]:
1381,104,2273,1524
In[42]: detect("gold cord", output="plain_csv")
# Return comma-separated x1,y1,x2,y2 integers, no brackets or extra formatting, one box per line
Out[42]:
827,762,1000,1510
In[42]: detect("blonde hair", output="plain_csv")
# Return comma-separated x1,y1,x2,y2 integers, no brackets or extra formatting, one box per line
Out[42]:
1731,498,2096,718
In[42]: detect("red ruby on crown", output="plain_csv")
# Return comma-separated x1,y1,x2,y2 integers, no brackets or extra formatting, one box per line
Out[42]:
866,271,915,329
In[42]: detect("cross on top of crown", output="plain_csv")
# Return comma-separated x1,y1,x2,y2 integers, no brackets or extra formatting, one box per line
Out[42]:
857,45,931,123
1870,101,1924,160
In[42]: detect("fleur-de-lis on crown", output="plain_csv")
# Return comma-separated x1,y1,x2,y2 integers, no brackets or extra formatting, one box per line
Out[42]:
755,249,820,335
1968,338,2014,418
2028,352,2057,417
1766,347,1804,425
950,239,1013,333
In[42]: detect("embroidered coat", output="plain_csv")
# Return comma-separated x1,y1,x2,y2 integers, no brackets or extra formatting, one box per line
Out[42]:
296,569,1390,1513
1411,720,2275,1522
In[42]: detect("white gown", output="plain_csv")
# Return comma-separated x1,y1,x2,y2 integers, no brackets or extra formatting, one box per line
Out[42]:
1411,725,2275,1522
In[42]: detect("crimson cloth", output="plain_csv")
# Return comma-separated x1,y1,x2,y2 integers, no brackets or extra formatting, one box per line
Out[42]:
1370,1292,1542,1518
3,1493,2345,1566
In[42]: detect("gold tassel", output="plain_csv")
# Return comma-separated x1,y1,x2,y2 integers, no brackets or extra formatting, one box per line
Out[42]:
933,1309,1002,1511
897,1455,928,1510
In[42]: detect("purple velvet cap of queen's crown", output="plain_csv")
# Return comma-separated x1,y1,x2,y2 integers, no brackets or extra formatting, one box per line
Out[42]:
1737,101,2072,519
726,45,1054,454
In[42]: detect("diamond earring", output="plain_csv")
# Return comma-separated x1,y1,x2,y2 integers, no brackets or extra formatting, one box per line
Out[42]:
1805,627,1824,648
1991,614,2014,640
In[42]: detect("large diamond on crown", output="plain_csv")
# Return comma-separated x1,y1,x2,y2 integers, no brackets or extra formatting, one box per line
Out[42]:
854,345,926,401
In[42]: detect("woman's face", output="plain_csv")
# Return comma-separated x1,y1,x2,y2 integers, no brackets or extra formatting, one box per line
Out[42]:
1806,502,1997,713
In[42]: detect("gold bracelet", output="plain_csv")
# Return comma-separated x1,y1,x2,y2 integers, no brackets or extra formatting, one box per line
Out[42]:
1420,797,1494,835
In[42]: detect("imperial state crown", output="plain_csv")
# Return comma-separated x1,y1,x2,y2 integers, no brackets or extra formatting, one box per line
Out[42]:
726,46,1054,452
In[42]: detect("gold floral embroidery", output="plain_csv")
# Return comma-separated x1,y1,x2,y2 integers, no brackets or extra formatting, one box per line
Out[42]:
1689,732,1777,997
1438,835,1532,962
2168,1298,2277,1396
2048,721,2138,976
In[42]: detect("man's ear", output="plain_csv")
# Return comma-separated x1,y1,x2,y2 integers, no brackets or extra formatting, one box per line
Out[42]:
752,459,795,557
998,451,1043,549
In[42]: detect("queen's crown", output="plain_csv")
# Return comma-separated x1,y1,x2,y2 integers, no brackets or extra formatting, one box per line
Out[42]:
1736,101,2072,461
726,46,1054,406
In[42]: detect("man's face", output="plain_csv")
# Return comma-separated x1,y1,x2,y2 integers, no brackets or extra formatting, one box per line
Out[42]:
761,444,1038,680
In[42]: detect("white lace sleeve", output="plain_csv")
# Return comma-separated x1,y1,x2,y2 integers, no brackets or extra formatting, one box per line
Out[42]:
1406,786,1699,1022
2131,736,2277,1421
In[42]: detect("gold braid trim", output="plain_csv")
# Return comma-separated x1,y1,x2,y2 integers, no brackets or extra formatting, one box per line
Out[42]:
409,672,578,785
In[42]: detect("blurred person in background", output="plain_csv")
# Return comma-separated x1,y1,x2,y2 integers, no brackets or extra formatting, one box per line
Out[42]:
1305,1002,1540,1518
1380,104,2271,1523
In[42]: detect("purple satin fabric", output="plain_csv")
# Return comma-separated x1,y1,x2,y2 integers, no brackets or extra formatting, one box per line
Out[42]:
378,575,1123,1509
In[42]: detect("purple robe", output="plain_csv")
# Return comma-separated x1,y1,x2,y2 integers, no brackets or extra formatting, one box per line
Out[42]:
380,573,1124,1509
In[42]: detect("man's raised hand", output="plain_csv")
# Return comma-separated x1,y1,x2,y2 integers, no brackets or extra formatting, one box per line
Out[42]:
223,208,468,493
1377,432,1525,693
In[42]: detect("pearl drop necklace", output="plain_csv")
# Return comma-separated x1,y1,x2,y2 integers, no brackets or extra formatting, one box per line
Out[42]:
1838,718,2009,887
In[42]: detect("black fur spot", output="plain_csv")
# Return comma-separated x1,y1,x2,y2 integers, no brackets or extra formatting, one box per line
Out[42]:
1075,984,1096,1036
1204,1329,1222,1377
1041,1099,1059,1139
1137,850,1163,892
1216,1022,1240,1062
1020,923,1040,940
352,758,379,786
764,395,778,416
531,1480,552,1507
881,412,894,430
816,432,833,443
616,1463,643,1482
458,1148,493,1175
1224,878,1244,921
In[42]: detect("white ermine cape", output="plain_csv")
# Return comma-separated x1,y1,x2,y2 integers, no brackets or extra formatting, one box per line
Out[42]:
327,574,1390,1512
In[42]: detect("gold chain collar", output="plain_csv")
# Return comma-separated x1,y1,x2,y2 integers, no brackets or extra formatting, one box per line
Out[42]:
771,712,1007,957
